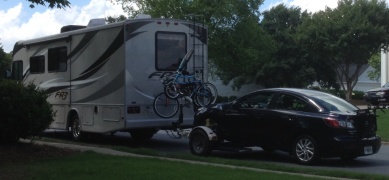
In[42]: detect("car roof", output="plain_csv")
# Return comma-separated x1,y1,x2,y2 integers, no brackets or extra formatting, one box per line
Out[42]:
257,88,330,97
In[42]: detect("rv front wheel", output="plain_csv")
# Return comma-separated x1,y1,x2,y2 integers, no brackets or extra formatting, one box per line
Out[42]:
70,115,82,141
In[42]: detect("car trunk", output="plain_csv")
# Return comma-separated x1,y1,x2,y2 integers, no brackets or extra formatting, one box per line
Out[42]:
351,109,377,138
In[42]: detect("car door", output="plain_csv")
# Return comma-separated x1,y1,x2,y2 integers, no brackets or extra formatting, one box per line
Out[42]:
222,91,276,144
264,93,307,149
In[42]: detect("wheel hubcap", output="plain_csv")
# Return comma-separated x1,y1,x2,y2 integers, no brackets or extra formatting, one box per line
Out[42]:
72,119,81,138
193,137,204,152
295,138,314,162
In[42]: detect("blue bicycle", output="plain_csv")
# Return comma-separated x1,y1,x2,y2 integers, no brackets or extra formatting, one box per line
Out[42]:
160,48,218,107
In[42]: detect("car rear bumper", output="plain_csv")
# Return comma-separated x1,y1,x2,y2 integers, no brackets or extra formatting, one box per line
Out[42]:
322,136,381,158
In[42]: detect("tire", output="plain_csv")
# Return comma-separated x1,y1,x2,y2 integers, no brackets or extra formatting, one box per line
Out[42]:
70,115,82,141
194,86,212,107
293,135,319,165
153,93,180,118
129,129,157,140
164,80,180,99
189,129,213,156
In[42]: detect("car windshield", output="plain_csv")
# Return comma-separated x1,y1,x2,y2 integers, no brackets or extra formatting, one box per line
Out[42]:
310,94,358,113
383,82,389,88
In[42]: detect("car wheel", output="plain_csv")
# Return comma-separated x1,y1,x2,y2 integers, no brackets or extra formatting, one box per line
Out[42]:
70,115,82,141
293,135,319,165
189,129,212,156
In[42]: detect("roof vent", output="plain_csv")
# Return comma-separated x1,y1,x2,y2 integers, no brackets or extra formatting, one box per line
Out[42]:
135,14,151,19
87,18,106,27
60,25,86,33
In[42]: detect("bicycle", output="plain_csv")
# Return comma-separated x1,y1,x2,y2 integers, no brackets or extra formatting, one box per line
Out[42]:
160,48,218,107
153,92,180,118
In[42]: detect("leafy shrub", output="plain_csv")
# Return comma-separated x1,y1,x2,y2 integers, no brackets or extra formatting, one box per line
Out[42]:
0,79,54,144
352,90,365,100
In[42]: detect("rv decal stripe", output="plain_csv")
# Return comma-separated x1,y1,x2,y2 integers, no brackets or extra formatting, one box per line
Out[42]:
126,31,146,41
45,86,69,94
73,70,124,103
72,58,110,81
79,28,124,76
126,21,152,33
40,74,106,94
67,30,99,59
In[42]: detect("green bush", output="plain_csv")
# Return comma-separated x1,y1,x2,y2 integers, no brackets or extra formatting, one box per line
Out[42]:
0,79,54,144
352,90,364,100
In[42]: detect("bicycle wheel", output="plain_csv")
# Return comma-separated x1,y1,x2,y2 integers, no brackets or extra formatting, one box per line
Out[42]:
202,83,217,104
164,80,180,99
153,93,180,118
194,86,212,107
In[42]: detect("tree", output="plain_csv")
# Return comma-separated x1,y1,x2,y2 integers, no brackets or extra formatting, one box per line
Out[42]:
367,52,381,81
118,0,276,90
25,0,70,9
106,15,128,23
0,43,12,79
260,4,316,88
297,0,389,100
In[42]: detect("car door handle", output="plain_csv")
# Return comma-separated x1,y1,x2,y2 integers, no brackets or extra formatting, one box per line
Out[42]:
288,116,298,121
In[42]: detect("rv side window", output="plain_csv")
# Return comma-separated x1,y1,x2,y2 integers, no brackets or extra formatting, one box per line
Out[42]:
48,46,67,72
156,32,187,71
30,56,45,74
11,60,23,81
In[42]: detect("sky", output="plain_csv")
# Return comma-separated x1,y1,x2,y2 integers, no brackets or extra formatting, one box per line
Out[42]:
0,0,362,53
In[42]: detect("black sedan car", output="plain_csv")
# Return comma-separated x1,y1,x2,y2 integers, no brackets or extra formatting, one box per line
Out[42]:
189,88,381,165
364,82,389,105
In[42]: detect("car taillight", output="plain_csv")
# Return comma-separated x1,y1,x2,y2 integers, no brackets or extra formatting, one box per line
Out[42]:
323,117,354,129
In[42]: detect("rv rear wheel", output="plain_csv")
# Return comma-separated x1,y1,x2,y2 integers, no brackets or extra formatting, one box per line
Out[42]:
70,115,82,141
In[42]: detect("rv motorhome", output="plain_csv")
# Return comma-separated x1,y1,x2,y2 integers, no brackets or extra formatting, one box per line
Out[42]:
10,16,208,140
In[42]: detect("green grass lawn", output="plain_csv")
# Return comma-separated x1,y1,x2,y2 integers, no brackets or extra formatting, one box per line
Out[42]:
2,109,387,180
2,143,388,180
376,109,389,141
2,151,326,180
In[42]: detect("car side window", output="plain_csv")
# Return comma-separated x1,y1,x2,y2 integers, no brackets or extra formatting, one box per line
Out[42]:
237,92,275,109
274,94,310,112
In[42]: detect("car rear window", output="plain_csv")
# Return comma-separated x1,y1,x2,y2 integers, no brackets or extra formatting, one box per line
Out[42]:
310,95,358,113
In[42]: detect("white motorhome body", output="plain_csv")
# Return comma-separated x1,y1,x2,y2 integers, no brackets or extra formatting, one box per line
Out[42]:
11,18,208,139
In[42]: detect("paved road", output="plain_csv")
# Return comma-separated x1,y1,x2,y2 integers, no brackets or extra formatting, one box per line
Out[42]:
122,131,389,176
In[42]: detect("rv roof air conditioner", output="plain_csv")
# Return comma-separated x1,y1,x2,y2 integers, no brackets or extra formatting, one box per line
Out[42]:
135,14,151,19
60,25,86,33
87,18,106,27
